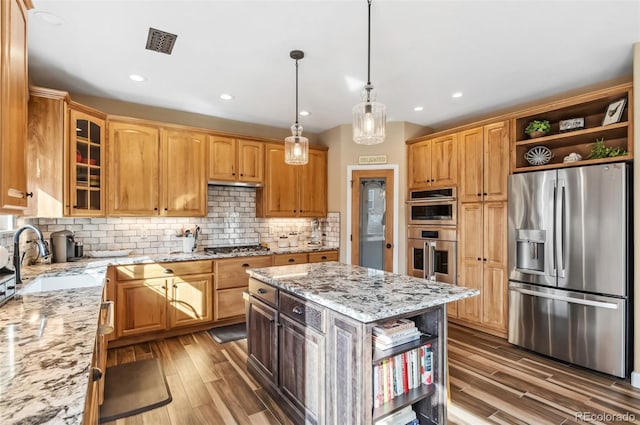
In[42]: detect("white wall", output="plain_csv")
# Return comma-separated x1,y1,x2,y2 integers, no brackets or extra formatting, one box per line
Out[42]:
318,121,430,274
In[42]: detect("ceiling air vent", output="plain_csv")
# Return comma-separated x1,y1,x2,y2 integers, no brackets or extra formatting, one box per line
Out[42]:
145,28,177,55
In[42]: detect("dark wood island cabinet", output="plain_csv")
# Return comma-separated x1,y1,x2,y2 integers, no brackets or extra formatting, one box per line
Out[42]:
245,262,479,425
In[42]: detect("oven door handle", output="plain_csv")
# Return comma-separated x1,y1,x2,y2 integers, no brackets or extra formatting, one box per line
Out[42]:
425,241,436,281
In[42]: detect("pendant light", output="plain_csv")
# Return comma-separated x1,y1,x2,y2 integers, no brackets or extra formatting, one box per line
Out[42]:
284,50,309,165
353,0,386,145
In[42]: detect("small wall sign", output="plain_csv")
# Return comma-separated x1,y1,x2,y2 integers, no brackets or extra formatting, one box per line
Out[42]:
358,155,387,165
559,117,585,132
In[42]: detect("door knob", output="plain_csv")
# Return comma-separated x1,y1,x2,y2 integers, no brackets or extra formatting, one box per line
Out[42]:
386,243,392,249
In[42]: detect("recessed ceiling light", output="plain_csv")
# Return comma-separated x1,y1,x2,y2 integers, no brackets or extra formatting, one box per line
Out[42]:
452,92,463,98
220,94,234,101
33,11,65,26
299,110,310,117
129,74,146,82
413,106,424,112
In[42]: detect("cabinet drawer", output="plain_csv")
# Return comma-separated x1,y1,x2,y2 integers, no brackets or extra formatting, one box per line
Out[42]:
273,253,308,266
215,255,272,289
115,260,213,281
279,292,325,333
249,278,278,307
215,287,246,321
308,250,338,263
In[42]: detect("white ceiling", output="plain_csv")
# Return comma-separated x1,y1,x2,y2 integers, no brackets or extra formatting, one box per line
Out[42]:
28,0,640,134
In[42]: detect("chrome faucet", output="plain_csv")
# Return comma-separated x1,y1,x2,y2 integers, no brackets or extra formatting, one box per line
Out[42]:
13,224,50,284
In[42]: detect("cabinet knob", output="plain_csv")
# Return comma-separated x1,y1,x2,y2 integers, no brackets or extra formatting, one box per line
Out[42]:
386,243,392,249
288,258,295,263
483,193,488,196
161,286,166,290
240,173,244,176
292,306,304,315
91,367,103,382
25,192,33,198
73,205,78,209
477,257,481,261
257,288,267,294
163,268,174,274
232,173,236,176
293,210,297,213
477,193,481,196
241,263,250,267
164,207,168,211
483,258,488,262
173,284,178,289
154,207,158,211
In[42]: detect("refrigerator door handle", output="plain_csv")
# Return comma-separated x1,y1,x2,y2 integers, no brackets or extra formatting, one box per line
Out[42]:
509,286,619,310
556,180,566,279
551,183,557,275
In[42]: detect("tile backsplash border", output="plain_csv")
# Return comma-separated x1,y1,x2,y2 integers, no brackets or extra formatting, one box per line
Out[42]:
6,186,339,260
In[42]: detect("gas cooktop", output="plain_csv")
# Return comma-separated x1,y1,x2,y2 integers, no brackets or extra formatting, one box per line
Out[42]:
204,245,270,254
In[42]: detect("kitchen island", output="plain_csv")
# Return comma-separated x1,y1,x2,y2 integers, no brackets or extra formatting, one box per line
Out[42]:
245,262,479,425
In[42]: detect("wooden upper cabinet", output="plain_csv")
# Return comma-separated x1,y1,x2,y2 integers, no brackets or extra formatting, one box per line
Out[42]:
483,121,510,202
161,128,207,216
0,0,31,211
408,141,432,189
108,121,160,216
237,139,264,183
458,121,510,203
208,136,236,181
208,136,264,184
458,127,484,203
299,149,327,217
407,134,457,190
257,143,327,218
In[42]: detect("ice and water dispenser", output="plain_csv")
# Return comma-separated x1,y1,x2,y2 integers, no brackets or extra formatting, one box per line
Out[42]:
515,229,545,273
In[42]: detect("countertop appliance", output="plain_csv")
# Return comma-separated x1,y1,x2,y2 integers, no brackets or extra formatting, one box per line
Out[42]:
407,187,457,226
50,230,76,263
407,226,457,285
507,162,630,377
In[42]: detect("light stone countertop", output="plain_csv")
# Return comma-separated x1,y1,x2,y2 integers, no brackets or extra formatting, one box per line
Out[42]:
248,262,480,323
0,245,338,425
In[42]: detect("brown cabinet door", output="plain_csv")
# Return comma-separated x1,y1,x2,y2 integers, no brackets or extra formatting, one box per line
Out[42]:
0,0,29,210
69,108,105,216
116,278,167,337
215,255,272,290
169,274,213,328
279,314,324,424
246,296,278,383
262,144,298,216
299,149,327,217
214,287,246,321
457,202,483,323
208,136,237,181
482,202,508,331
108,121,159,216
458,127,484,203
237,139,264,183
431,133,458,187
161,128,207,216
407,140,432,189
483,121,510,202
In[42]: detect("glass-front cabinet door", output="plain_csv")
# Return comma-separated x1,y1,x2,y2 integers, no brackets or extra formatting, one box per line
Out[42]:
69,108,105,216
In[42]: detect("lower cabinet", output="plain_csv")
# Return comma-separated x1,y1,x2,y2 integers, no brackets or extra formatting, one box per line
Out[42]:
246,295,278,383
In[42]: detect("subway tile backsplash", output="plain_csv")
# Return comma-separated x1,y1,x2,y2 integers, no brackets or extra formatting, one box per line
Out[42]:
12,186,339,257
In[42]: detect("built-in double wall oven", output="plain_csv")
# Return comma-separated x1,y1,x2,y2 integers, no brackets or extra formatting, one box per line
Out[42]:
407,226,457,285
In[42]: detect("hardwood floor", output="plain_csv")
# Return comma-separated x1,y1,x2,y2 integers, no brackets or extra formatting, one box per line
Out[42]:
102,325,640,425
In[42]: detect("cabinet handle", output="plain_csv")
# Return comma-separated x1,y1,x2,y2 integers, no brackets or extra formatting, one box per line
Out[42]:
163,268,174,274
288,258,295,263
73,205,78,209
7,286,15,290
293,210,297,213
321,256,327,260
0,291,5,296
91,367,103,382
431,179,435,182
477,193,481,196
164,208,168,211
26,192,33,198
173,284,178,289
257,288,267,294
232,173,236,176
477,257,481,261
241,263,250,267
483,193,488,196
292,306,304,315
483,258,488,262
161,286,166,290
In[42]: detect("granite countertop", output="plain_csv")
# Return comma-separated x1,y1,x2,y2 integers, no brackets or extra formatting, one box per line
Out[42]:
0,245,338,425
247,262,480,323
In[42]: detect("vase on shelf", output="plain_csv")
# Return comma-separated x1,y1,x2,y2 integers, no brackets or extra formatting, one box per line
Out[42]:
527,130,549,139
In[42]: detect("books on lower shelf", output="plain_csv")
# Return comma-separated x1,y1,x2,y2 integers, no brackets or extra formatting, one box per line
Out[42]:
373,319,420,350
372,343,433,409
374,405,418,425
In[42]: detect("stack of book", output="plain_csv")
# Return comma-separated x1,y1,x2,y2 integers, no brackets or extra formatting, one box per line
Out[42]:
372,319,421,350
374,405,418,425
372,343,433,408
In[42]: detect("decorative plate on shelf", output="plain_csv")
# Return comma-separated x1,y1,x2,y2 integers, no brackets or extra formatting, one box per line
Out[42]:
524,146,553,166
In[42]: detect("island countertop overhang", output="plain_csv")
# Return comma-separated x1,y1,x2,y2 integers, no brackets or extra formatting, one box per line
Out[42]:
247,261,480,323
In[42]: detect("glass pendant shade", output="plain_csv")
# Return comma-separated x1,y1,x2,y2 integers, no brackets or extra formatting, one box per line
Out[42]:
285,122,309,165
353,91,386,145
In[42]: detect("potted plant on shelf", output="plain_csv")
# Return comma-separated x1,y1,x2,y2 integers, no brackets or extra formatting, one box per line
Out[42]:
587,138,628,159
524,120,551,138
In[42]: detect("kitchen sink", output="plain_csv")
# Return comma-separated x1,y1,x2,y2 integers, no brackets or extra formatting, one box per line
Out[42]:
20,272,103,294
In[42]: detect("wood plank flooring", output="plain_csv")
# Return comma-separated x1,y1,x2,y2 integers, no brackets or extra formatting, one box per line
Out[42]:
102,324,640,425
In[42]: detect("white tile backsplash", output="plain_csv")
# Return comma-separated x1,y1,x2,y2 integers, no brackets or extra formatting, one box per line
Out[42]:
13,186,340,256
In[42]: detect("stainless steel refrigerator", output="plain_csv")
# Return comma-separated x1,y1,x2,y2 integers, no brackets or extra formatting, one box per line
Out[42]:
507,162,630,377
